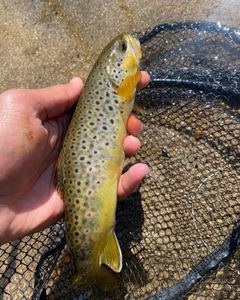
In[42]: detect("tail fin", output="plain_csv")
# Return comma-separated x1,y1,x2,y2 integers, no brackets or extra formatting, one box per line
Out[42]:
71,266,119,291
95,265,120,291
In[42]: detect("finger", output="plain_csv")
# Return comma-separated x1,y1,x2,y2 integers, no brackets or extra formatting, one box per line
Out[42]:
27,77,84,120
123,135,141,157
127,114,143,136
138,71,150,89
117,163,149,200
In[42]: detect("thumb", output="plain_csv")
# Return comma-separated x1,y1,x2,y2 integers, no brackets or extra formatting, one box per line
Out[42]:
28,77,84,120
117,163,149,200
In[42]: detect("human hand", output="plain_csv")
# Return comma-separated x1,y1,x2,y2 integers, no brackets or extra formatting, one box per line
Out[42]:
0,71,150,245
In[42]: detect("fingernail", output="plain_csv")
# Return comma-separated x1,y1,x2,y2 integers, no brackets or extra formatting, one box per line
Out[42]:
70,77,83,85
128,135,140,144
139,163,150,175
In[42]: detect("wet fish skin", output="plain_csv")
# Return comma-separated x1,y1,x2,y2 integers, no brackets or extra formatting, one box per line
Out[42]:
57,33,141,290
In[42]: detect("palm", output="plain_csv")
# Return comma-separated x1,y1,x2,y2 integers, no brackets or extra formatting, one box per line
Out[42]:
0,112,66,242
13,161,64,236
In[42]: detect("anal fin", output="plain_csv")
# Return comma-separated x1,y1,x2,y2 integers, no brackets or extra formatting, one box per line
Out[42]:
99,232,122,273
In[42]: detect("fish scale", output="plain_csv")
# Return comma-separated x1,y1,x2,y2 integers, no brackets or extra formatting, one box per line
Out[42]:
56,33,142,290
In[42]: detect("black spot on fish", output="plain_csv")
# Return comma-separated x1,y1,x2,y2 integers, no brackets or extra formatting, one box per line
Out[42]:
108,105,113,111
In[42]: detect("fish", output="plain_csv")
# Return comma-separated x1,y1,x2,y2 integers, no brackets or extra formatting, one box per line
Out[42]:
56,33,142,291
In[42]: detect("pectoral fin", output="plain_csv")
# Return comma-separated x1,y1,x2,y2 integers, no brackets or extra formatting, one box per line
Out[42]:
117,71,141,101
133,102,145,114
99,232,122,273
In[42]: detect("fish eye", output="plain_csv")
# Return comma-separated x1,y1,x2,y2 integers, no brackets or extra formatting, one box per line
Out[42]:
120,41,127,52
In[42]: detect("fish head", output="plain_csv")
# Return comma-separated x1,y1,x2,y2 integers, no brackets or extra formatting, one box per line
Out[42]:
104,34,142,102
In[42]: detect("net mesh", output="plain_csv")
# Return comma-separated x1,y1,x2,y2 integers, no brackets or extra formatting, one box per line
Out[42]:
0,22,239,300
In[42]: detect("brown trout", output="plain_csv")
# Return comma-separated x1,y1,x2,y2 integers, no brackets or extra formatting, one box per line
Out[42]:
56,34,142,290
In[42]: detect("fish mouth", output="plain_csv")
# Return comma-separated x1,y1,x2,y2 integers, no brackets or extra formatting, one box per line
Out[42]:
124,34,142,61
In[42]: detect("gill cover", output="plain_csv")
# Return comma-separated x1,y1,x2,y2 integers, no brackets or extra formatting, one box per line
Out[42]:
107,34,142,101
